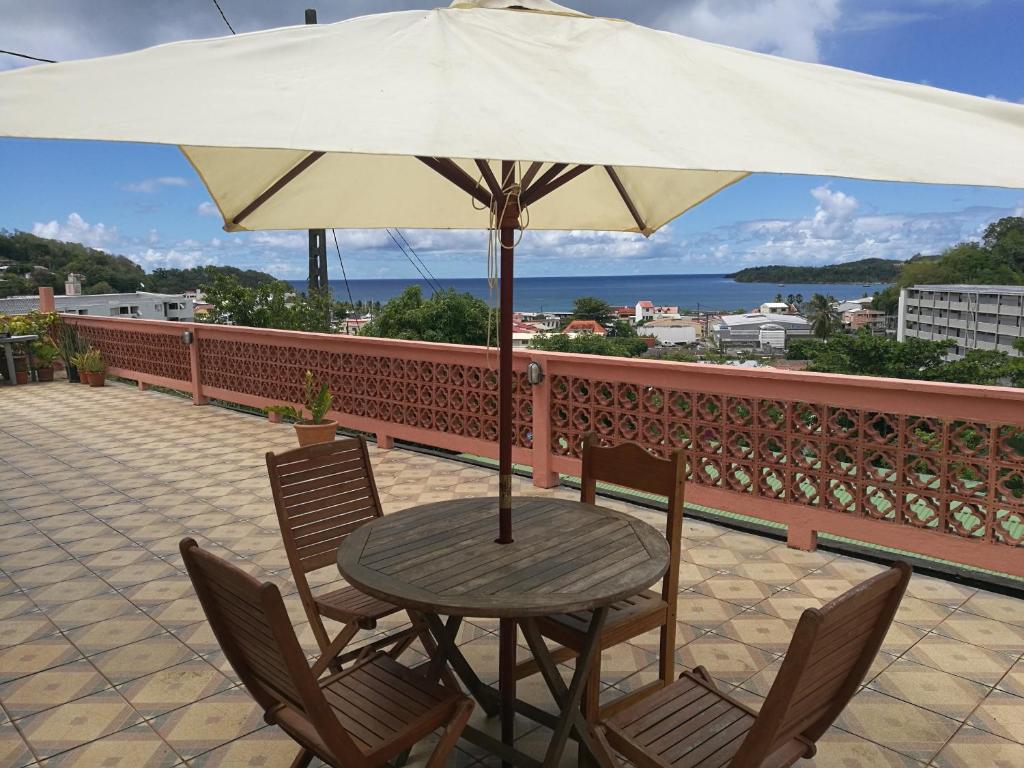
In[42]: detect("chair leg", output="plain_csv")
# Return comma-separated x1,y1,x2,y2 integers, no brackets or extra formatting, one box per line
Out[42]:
424,699,474,768
289,747,315,768
310,621,361,678
591,726,623,768
413,613,461,690
658,620,675,687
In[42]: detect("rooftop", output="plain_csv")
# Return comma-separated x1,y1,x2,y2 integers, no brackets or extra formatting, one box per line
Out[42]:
908,285,1024,295
717,312,810,326
2,382,1024,766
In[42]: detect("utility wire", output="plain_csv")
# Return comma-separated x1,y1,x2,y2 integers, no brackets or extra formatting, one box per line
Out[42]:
393,228,445,292
0,49,56,63
386,229,442,294
211,0,237,34
330,229,355,307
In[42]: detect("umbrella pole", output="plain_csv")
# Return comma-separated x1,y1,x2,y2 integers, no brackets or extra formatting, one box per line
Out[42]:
497,160,518,764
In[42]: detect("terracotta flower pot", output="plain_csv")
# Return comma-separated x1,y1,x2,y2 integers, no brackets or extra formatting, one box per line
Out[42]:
293,419,338,447
36,366,55,382
86,370,106,387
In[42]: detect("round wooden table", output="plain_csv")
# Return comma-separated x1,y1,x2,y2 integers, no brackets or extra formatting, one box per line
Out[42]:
338,496,670,768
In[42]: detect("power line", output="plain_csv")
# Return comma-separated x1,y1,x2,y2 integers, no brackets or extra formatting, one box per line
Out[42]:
330,228,355,307
393,228,445,292
211,0,236,35
0,49,56,63
386,229,442,294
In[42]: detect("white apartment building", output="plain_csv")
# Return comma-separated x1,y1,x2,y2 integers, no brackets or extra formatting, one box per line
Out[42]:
897,285,1024,358
0,291,195,321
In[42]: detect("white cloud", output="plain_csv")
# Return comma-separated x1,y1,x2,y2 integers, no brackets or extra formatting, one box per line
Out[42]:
809,186,859,239
121,176,188,193
657,0,841,62
196,201,219,217
31,213,117,250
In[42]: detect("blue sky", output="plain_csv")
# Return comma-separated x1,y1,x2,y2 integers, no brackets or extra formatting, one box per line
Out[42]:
1,0,1023,280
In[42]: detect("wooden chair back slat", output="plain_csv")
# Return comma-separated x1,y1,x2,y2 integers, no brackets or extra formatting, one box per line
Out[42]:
179,538,363,766
267,437,384,576
579,434,686,602
731,562,911,766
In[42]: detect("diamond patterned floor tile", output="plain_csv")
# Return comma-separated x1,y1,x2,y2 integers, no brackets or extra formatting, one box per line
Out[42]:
37,721,181,768
0,658,110,720
0,722,36,768
834,689,960,762
0,638,82,685
92,636,196,686
117,659,233,719
967,690,1024,744
931,725,1024,767
866,658,990,720
903,635,1017,687
17,689,140,759
803,727,925,767
932,612,1024,654
150,688,264,760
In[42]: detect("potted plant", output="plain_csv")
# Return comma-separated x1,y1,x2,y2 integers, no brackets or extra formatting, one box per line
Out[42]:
77,347,107,387
31,340,59,382
267,370,337,446
55,322,86,383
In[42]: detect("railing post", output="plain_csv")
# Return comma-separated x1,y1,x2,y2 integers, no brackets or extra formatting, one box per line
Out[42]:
188,325,208,405
787,523,818,552
530,355,559,489
376,432,394,450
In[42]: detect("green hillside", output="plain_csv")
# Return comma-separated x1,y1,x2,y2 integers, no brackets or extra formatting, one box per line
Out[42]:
0,230,282,297
727,258,906,284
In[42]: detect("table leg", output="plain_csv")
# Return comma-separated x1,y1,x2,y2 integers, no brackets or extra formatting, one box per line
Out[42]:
500,617,517,768
520,607,609,768
422,613,501,717
3,344,15,386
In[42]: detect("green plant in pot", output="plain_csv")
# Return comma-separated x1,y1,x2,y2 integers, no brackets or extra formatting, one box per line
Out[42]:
1,311,56,384
267,370,337,446
31,340,60,382
73,347,107,387
55,322,86,382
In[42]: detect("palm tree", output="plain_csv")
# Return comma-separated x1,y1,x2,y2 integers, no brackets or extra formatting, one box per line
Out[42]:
806,293,840,339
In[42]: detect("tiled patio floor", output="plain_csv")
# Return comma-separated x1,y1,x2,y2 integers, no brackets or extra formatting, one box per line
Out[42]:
2,381,1024,767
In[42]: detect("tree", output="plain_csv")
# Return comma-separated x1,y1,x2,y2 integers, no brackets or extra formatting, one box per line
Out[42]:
359,285,491,345
569,296,614,325
871,285,900,315
805,293,840,339
794,330,1024,386
84,281,115,295
196,275,333,332
983,216,1024,273
898,242,1022,289
529,332,648,358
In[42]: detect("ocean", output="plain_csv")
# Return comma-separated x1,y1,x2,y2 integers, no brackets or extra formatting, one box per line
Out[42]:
290,274,887,313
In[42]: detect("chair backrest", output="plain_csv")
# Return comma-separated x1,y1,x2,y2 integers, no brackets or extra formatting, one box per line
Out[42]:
266,436,384,575
579,434,686,600
731,562,912,767
179,537,361,764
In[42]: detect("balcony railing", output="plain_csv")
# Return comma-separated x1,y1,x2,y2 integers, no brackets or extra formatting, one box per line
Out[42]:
65,315,1024,579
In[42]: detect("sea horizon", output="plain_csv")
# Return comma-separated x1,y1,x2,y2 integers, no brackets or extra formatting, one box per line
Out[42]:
289,273,887,313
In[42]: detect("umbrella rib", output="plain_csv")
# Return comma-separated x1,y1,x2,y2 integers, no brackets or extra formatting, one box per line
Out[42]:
604,165,646,233
522,163,567,200
521,163,592,207
417,156,492,207
475,159,502,198
230,151,325,227
520,161,544,192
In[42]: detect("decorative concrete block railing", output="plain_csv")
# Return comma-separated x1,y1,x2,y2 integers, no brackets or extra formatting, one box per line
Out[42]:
65,315,1024,578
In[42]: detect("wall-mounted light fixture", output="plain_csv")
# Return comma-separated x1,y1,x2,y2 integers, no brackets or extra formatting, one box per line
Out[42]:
181,330,194,345
526,361,544,385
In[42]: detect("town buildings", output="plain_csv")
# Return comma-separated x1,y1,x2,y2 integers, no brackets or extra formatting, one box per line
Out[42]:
712,311,813,352
897,284,1024,358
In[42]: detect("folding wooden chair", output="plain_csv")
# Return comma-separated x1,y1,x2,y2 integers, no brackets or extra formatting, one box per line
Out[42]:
592,562,912,768
266,437,433,669
180,538,473,768
516,434,686,723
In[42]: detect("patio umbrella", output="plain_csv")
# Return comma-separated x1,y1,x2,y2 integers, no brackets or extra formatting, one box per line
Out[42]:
2,0,1024,747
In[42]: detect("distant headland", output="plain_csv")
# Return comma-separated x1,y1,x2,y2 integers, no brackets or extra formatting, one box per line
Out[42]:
727,258,905,284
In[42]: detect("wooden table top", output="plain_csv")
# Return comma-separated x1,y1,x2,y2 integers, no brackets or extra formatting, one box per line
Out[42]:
337,497,669,618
